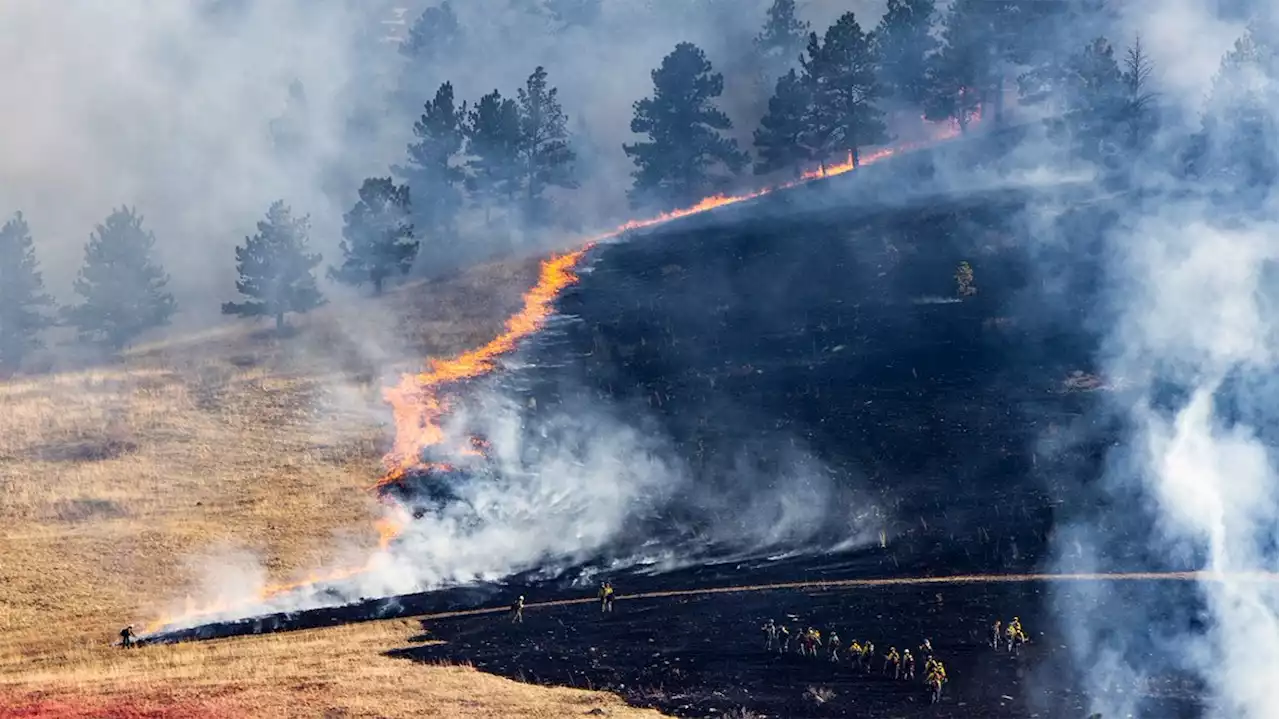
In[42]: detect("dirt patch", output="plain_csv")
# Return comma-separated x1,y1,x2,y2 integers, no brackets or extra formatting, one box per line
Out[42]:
30,438,138,463
49,498,129,522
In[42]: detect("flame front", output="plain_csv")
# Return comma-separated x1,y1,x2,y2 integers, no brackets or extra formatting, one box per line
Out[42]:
143,120,967,635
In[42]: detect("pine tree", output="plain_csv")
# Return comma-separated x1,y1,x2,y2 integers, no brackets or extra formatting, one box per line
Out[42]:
393,82,467,240
329,178,417,295
923,0,987,131
222,201,325,332
801,12,888,170
1197,18,1278,187
1119,35,1158,150
753,68,816,176
925,0,1052,128
517,66,577,225
1019,36,1128,160
873,0,938,106
397,2,463,110
65,207,175,350
464,90,524,221
623,42,749,210
0,212,55,370
755,0,810,74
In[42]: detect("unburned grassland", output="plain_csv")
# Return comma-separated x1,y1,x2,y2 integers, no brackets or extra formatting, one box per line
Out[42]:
0,257,662,717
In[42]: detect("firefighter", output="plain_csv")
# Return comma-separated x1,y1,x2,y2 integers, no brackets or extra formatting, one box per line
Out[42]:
762,619,779,651
884,646,901,678
119,625,135,648
779,625,792,654
848,639,864,669
510,595,525,624
807,628,821,657
902,649,915,680
926,659,947,704
598,581,616,613
919,638,933,659
1006,616,1027,654
863,642,875,673
991,619,1002,650
827,630,840,662
794,626,807,655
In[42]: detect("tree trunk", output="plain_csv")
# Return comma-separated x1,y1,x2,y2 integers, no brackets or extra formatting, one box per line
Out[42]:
373,274,384,296
275,312,285,333
851,146,860,168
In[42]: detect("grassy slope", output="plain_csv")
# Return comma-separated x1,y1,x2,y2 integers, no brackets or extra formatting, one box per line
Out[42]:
0,257,664,718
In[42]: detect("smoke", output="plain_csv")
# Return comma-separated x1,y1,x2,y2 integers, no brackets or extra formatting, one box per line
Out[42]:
1009,1,1279,716
0,0,892,328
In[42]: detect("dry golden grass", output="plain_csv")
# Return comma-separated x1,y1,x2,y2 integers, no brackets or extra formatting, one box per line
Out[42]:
0,257,665,717
0,620,662,718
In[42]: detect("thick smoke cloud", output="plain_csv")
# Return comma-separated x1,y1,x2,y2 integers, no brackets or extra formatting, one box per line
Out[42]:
1016,1,1279,716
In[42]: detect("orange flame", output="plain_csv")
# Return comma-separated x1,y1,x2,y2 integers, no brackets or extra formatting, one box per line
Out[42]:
142,120,967,635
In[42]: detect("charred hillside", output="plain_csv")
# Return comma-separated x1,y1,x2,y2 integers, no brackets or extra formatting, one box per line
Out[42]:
152,164,1157,645
508,178,1134,583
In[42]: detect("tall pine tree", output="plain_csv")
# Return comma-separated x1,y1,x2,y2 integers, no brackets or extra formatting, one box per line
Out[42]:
873,0,938,107
329,178,418,295
396,1,463,112
65,207,175,351
753,68,817,176
623,42,748,210
222,201,325,332
517,66,577,225
1119,35,1158,151
755,0,810,75
1196,18,1278,188
464,90,524,220
393,82,467,240
0,212,55,370
801,12,888,169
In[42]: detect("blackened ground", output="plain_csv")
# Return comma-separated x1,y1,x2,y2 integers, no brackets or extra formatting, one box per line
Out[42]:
148,138,1210,714
388,579,1203,718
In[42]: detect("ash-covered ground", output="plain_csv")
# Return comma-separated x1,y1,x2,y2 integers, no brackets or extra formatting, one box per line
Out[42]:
150,144,1218,716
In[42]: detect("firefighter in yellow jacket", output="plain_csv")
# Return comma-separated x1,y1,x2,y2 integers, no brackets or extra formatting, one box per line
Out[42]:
848,639,864,669
926,659,947,704
598,582,616,613
884,646,901,678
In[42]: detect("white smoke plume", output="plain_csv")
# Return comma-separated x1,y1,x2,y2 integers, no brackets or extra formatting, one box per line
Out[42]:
1026,1,1279,715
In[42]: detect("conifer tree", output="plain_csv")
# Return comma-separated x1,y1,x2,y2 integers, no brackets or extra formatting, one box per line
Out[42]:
753,68,816,176
517,66,577,224
397,1,463,110
0,212,55,370
464,90,524,220
800,12,888,169
1119,35,1158,150
623,42,749,210
1197,19,1278,187
329,178,417,295
393,82,467,239
755,0,810,74
222,201,325,332
65,207,175,350
873,0,938,106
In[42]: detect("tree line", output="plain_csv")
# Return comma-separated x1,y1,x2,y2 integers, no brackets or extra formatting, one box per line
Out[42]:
1,1,1273,371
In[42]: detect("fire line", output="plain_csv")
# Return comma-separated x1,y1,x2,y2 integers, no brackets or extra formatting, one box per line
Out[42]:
143,120,968,635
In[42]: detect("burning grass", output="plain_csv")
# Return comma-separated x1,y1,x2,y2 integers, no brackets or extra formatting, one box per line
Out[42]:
0,256,666,716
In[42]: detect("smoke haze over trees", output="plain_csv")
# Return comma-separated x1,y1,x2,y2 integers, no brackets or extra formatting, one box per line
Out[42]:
0,3,1272,718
